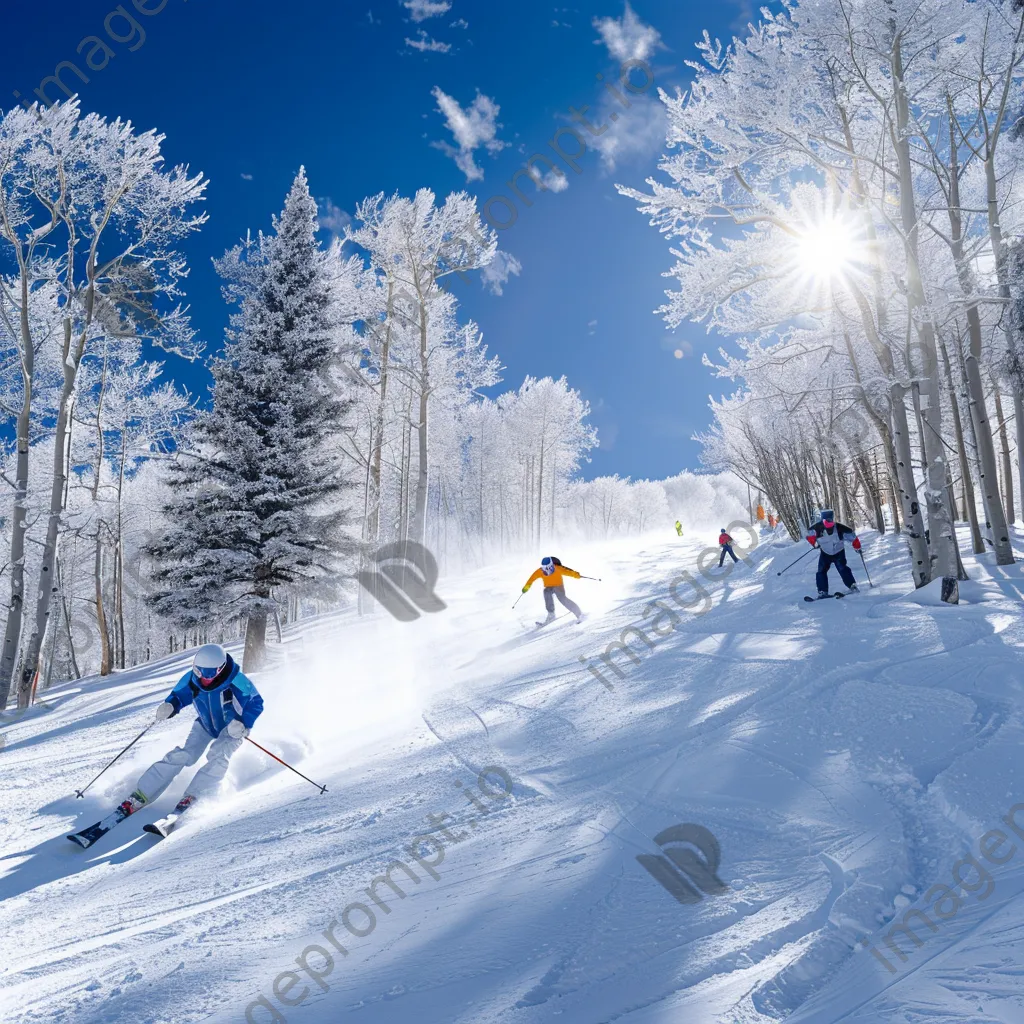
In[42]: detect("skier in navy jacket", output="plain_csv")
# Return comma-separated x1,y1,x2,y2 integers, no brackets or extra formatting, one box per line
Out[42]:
117,644,263,820
806,509,861,597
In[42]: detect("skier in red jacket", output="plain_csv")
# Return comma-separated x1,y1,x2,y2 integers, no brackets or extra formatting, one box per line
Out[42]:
718,529,739,567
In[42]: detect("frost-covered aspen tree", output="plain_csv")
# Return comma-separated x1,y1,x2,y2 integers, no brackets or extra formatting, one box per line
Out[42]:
70,334,192,674
348,190,498,543
884,5,965,598
0,278,65,702
619,0,1024,597
966,2,1024,524
0,100,206,707
917,91,1013,561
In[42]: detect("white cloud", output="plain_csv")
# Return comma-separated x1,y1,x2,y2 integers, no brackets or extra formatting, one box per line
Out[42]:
317,197,352,240
593,2,662,63
403,0,452,22
587,5,667,171
510,161,568,196
450,17,469,28
509,158,573,194
538,166,569,192
430,87,507,181
589,89,666,171
728,0,757,31
406,31,451,52
587,318,598,334
481,250,522,296
240,172,254,181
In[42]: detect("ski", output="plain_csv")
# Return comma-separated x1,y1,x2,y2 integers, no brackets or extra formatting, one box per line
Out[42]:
143,813,181,839
144,796,197,838
67,798,141,849
803,593,845,602
535,612,583,630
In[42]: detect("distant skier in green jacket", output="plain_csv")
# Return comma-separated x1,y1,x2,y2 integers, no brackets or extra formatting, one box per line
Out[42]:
674,520,684,537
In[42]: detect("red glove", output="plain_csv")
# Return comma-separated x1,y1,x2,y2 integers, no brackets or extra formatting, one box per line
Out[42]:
806,535,817,546
852,537,861,551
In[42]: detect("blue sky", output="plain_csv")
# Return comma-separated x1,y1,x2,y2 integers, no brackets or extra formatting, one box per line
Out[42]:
3,0,757,480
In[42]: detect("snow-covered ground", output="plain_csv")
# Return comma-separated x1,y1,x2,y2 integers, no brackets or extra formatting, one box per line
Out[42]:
3,526,1024,1024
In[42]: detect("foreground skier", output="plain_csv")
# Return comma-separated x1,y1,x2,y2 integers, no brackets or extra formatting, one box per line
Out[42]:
806,508,861,598
68,644,263,848
522,556,585,626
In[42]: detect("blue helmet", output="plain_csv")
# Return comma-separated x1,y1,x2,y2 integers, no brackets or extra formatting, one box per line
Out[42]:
541,556,556,576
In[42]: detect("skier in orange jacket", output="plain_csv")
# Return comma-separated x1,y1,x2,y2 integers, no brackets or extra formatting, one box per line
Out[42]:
522,556,584,625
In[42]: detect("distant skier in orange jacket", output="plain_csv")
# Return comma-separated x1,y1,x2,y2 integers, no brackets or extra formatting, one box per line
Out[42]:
522,556,584,625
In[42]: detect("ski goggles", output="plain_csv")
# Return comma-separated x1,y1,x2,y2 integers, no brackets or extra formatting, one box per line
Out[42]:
193,662,225,683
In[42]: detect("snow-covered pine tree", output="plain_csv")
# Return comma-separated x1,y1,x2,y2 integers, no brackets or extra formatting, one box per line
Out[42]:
150,169,357,668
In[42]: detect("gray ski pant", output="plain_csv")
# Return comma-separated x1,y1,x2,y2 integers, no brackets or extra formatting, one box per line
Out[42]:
544,585,581,618
135,719,243,804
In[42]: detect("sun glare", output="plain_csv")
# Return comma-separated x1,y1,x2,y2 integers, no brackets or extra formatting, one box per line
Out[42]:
794,217,859,281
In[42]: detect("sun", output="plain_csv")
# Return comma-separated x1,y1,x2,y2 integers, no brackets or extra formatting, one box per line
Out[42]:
794,216,860,281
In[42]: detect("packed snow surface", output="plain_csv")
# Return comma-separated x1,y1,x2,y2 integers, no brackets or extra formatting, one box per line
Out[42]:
3,527,1024,1024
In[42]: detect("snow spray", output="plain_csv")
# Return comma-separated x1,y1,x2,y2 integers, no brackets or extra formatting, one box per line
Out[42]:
578,518,761,690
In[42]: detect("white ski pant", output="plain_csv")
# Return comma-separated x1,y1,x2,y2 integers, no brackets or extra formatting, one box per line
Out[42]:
135,719,243,803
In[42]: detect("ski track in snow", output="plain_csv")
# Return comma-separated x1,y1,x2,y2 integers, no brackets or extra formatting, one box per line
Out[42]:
2,528,1024,1023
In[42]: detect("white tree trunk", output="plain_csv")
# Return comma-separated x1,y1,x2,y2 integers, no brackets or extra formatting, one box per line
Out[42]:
0,275,35,709
17,316,87,706
891,33,959,601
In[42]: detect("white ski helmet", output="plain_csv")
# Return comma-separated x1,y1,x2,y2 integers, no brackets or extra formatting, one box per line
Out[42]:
192,643,228,686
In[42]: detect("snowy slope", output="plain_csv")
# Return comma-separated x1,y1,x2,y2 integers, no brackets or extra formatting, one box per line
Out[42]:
2,527,1024,1024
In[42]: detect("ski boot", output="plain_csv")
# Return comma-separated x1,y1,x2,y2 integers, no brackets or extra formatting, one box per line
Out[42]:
143,794,198,839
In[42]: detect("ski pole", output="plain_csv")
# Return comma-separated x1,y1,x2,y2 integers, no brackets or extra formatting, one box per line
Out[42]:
246,737,328,794
578,575,602,581
75,723,153,798
858,549,874,588
776,546,816,577
512,591,527,610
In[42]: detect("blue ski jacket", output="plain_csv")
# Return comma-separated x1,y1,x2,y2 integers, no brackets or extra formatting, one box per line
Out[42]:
164,655,264,738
